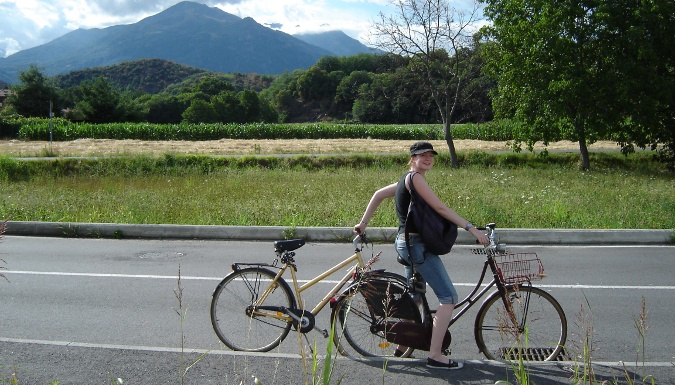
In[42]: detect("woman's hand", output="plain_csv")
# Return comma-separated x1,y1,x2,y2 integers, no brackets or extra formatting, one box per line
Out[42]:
470,227,489,244
353,223,366,234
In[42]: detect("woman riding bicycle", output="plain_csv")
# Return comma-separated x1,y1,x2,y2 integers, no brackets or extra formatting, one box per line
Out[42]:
353,141,489,370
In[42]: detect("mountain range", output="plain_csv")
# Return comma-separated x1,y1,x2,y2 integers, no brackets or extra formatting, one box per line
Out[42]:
0,1,378,85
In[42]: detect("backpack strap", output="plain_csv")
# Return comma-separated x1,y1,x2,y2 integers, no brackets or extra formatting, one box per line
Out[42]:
404,171,418,272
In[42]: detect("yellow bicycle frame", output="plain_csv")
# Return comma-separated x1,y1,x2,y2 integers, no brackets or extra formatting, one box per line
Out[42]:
252,249,369,323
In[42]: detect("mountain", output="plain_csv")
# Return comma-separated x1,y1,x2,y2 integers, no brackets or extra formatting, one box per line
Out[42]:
51,58,276,94
51,59,210,94
294,31,380,57
0,1,372,85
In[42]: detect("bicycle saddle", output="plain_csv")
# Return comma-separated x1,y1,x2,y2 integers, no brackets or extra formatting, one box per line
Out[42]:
274,239,306,252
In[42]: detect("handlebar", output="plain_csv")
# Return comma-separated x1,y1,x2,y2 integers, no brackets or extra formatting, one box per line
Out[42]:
477,223,507,253
353,232,369,251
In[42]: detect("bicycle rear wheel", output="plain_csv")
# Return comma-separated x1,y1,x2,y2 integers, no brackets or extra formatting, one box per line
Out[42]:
474,285,567,361
211,267,295,352
332,272,421,358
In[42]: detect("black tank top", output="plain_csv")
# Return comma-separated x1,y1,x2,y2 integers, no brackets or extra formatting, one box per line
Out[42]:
395,171,416,234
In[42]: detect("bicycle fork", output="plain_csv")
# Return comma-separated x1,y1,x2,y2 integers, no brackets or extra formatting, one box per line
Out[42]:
501,284,532,333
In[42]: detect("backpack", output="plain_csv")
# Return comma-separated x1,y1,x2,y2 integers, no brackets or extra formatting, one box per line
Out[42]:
405,172,458,256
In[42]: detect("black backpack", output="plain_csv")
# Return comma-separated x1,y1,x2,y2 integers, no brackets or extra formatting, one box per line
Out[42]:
404,172,458,256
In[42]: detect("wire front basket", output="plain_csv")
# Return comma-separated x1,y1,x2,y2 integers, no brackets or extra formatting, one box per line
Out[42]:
495,253,545,284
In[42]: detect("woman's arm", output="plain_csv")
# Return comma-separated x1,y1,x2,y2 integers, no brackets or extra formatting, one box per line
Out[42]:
353,183,397,234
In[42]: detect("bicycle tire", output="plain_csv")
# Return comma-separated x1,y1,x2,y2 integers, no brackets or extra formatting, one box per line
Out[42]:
211,267,295,352
474,285,567,361
332,271,421,358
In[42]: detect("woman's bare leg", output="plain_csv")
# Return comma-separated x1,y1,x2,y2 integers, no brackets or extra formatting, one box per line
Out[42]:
428,303,455,362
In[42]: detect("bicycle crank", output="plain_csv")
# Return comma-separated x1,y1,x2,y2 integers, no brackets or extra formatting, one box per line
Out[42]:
283,307,329,337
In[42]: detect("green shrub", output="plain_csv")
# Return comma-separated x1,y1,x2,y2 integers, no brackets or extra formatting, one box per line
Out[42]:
0,156,31,182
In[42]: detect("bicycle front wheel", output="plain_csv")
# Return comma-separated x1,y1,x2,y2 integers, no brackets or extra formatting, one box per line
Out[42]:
332,272,421,358
211,267,295,352
474,285,567,361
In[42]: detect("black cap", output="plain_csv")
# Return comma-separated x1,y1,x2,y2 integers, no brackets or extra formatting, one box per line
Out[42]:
410,141,438,155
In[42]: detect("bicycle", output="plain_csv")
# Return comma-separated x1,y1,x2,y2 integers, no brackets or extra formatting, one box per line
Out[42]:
331,223,568,361
210,234,406,352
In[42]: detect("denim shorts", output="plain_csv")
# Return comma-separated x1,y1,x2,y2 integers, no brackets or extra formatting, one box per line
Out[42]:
395,233,458,304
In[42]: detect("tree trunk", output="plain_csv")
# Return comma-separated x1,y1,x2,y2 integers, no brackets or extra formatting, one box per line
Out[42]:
443,120,459,168
575,119,591,170
579,139,590,170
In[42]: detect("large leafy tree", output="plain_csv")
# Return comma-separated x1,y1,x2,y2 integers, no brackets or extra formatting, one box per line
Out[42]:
353,68,436,124
239,89,262,123
334,71,374,114
211,90,244,123
8,65,59,118
182,99,219,124
482,0,674,170
146,94,188,124
608,0,674,169
75,76,123,123
371,0,483,167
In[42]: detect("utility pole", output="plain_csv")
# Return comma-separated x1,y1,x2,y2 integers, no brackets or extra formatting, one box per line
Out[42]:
49,100,53,154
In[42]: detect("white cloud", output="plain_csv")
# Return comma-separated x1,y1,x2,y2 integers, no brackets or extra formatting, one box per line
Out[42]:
215,0,385,42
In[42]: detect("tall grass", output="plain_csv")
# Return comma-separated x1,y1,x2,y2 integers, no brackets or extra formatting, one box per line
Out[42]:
568,295,656,385
1,152,673,229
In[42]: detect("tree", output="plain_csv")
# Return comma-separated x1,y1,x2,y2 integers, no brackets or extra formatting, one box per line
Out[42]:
8,65,59,118
239,90,262,122
194,75,235,96
147,94,188,124
353,82,392,123
211,90,244,123
452,38,495,123
607,0,674,170
182,99,219,123
75,76,123,123
334,71,374,114
353,68,438,124
296,66,331,102
257,96,279,123
117,91,147,122
371,0,483,167
315,56,342,73
482,0,674,170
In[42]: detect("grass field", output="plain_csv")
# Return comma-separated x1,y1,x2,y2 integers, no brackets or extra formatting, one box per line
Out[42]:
1,143,673,230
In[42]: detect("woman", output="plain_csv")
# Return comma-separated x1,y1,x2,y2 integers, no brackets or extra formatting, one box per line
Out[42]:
353,141,489,370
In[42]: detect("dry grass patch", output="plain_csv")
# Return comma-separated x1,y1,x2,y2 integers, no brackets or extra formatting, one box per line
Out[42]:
0,139,618,157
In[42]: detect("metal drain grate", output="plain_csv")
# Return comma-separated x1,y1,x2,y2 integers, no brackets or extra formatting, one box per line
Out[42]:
500,347,569,361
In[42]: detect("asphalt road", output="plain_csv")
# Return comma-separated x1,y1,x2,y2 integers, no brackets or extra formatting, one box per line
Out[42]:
1,236,673,384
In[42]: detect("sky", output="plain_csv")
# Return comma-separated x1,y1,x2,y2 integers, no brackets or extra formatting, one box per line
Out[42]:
0,0,483,58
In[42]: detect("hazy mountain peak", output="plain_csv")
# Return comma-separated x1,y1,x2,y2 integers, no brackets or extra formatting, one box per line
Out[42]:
0,1,375,84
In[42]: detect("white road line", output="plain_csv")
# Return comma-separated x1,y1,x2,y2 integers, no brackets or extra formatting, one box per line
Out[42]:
3,270,674,290
0,337,672,367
